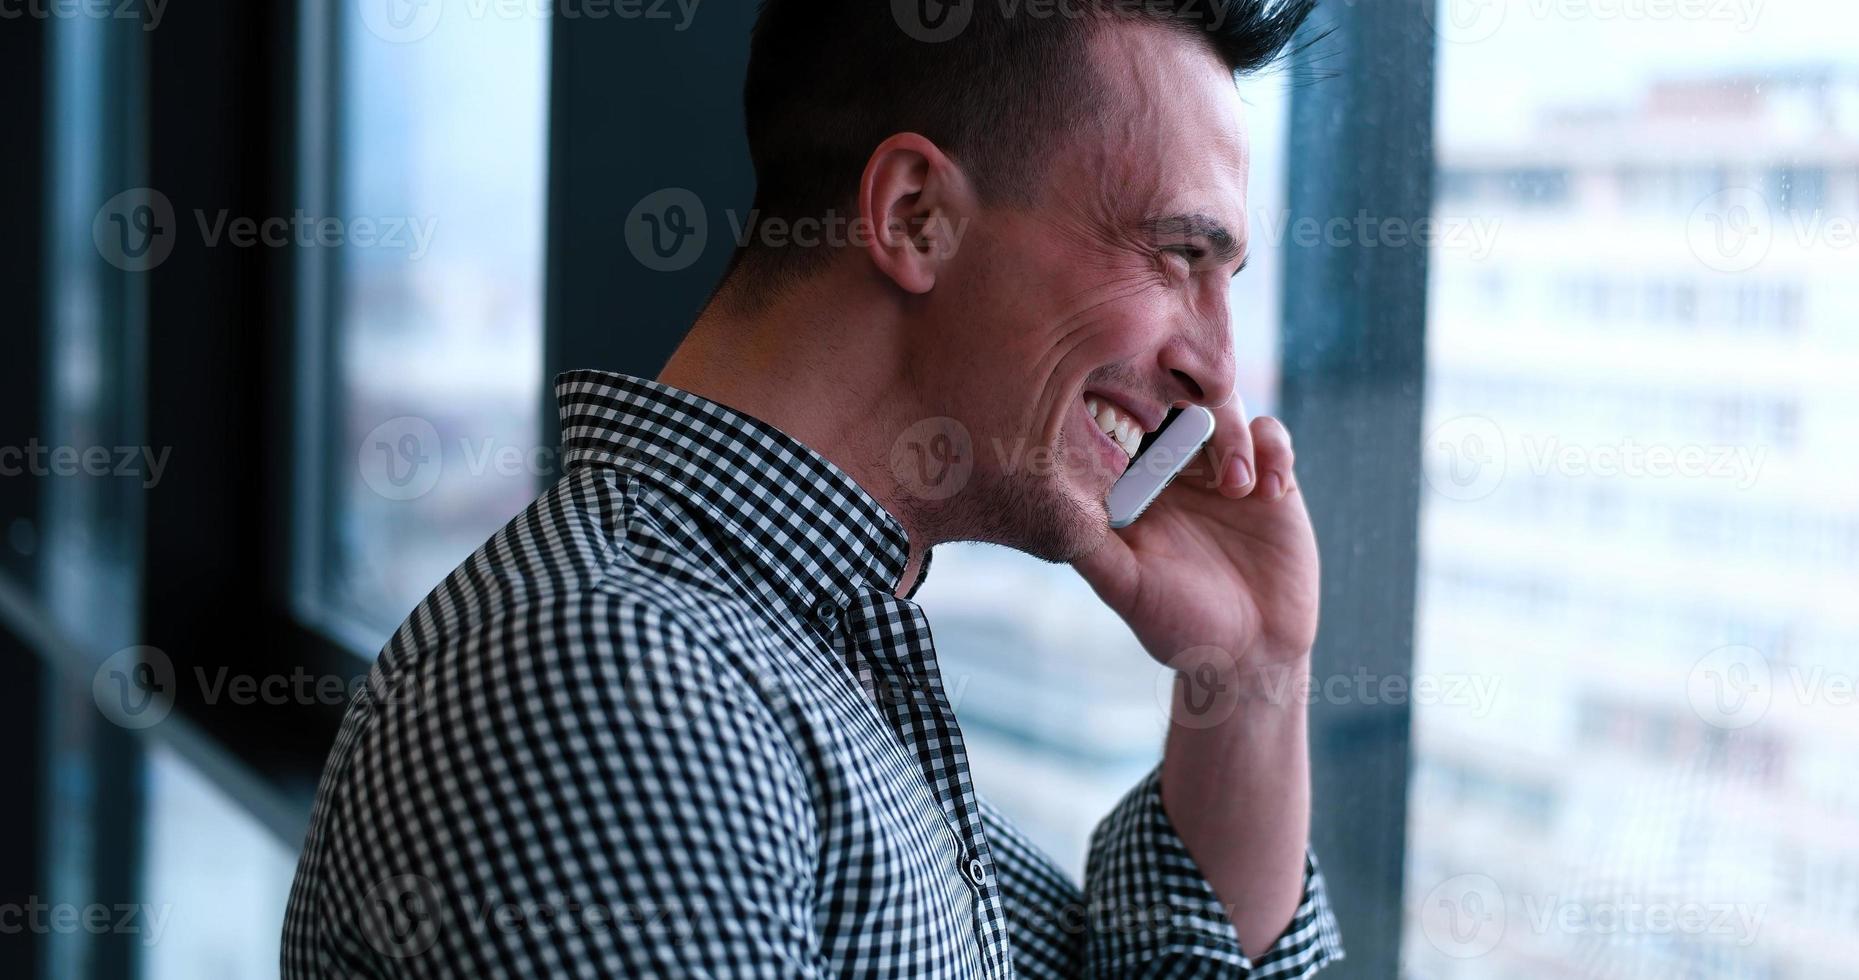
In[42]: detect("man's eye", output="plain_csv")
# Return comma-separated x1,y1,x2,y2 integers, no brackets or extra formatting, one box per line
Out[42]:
1157,248,1194,281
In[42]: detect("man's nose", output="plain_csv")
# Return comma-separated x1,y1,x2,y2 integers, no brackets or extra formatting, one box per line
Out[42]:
1157,319,1237,409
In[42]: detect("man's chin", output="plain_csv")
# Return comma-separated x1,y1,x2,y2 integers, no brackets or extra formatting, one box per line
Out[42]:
1007,483,1112,565
936,466,1111,564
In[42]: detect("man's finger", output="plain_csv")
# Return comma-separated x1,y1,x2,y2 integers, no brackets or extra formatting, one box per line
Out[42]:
1201,396,1254,497
1249,415,1297,501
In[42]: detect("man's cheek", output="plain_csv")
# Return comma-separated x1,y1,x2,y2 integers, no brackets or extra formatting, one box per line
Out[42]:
1066,298,1179,362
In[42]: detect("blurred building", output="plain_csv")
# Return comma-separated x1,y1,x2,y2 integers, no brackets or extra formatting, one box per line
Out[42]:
1406,68,1859,978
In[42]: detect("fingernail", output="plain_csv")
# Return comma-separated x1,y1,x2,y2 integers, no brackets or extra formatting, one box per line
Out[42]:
1233,458,1252,490
1259,472,1284,500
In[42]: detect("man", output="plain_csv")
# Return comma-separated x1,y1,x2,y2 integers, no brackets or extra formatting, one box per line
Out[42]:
284,0,1343,976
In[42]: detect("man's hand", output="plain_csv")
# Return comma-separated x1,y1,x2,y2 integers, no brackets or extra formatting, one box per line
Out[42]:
1072,396,1318,959
1073,397,1318,674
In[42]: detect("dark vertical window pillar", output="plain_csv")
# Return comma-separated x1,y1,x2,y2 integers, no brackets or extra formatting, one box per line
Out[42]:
0,21,49,977
1281,2,1438,975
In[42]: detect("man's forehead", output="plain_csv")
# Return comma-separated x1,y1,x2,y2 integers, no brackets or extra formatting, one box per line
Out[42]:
1082,24,1253,213
1086,20,1253,134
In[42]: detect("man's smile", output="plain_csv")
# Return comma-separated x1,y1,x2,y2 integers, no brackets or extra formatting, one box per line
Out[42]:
1077,389,1164,481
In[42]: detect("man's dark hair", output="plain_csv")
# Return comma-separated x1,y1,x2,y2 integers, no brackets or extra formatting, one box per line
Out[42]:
729,0,1319,294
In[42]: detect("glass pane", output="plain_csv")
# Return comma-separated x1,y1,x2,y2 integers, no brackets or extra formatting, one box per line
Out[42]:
1410,3,1859,976
44,12,142,652
139,745,297,980
920,70,1295,874
323,8,551,638
42,16,149,979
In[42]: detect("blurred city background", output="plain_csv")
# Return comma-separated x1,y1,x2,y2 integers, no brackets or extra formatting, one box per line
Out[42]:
3,0,1855,977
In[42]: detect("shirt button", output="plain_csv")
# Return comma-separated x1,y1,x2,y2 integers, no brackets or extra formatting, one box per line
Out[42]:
812,598,842,629
964,856,987,888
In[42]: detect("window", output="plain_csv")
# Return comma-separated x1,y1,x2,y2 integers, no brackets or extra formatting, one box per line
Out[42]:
310,5,553,641
6,6,557,976
1410,3,1859,975
43,8,143,652
139,744,298,980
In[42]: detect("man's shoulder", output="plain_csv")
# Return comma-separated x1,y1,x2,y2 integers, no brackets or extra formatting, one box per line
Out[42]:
353,546,795,784
379,466,753,668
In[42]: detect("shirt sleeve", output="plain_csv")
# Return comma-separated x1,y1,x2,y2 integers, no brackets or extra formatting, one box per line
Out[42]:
1082,766,1345,979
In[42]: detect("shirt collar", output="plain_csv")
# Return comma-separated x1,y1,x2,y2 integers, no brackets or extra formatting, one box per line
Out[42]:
555,370,929,610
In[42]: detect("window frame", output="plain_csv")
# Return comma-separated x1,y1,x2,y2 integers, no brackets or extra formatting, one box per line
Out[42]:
1281,3,1437,974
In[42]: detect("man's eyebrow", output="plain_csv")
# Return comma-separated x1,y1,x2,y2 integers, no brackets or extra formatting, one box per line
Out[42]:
1143,213,1246,265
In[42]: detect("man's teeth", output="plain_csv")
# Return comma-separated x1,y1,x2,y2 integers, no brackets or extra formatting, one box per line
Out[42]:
1085,397,1143,460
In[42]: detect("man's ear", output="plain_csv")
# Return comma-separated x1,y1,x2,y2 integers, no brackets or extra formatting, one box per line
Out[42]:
858,133,972,295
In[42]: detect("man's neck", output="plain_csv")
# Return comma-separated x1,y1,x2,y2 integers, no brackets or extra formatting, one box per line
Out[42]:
658,280,932,598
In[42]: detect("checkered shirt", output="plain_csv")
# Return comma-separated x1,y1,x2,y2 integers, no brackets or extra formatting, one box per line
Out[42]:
281,370,1344,978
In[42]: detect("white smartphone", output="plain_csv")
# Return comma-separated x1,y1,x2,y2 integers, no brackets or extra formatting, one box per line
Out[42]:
1106,405,1217,529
